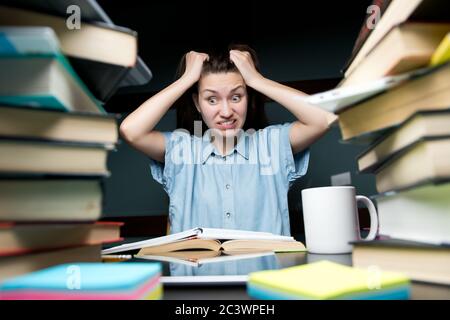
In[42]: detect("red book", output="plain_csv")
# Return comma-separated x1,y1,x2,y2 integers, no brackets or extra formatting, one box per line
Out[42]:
0,221,123,257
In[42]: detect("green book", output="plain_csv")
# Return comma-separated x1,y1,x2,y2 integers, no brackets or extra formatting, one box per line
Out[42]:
0,26,105,114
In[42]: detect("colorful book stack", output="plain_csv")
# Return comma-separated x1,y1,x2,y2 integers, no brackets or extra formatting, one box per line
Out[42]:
247,260,410,300
335,0,450,286
0,1,150,102
0,263,162,300
0,24,126,282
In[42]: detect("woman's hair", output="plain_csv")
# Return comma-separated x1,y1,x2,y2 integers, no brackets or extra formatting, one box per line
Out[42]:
174,44,268,135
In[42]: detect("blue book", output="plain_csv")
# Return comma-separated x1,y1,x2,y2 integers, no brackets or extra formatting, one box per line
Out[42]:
0,262,162,300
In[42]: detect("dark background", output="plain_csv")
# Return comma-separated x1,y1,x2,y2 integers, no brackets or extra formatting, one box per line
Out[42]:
98,0,377,237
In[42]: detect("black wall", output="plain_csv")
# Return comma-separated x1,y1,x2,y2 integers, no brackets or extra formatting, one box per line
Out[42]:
100,1,376,235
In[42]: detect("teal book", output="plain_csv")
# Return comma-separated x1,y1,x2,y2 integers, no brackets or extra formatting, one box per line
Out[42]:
0,262,162,300
0,27,105,114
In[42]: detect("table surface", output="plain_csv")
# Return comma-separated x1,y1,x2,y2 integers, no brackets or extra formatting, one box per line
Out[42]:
160,252,450,300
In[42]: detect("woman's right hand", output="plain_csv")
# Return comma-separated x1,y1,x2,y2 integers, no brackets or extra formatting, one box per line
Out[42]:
181,51,209,85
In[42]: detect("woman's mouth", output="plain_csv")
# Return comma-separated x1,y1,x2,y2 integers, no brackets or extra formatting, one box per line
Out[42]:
217,119,237,130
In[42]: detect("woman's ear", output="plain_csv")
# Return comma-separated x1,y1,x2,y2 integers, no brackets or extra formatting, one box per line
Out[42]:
192,93,201,113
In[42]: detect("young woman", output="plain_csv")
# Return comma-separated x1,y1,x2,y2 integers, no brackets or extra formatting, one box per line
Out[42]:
120,44,337,236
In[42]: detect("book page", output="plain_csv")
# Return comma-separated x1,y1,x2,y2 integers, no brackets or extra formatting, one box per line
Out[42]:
222,239,306,253
137,238,221,255
199,228,295,241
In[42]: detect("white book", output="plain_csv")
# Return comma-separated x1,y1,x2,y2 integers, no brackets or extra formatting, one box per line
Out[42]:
305,67,432,113
376,182,450,245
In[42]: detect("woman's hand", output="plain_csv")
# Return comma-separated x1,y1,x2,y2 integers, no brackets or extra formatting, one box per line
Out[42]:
181,51,209,85
229,50,264,87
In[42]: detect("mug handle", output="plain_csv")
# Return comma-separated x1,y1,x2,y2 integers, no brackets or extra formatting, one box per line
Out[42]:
355,195,379,241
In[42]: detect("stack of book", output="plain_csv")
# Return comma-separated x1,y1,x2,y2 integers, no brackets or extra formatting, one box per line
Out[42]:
247,260,410,300
0,1,151,102
0,9,131,282
0,263,162,300
335,0,450,285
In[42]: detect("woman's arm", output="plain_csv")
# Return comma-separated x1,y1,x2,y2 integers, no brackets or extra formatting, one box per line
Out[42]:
119,51,208,162
230,50,338,154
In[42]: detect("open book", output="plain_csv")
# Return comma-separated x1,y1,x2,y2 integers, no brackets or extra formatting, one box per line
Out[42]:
101,227,306,255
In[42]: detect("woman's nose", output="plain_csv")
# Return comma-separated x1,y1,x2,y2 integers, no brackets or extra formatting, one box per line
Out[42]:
219,101,232,118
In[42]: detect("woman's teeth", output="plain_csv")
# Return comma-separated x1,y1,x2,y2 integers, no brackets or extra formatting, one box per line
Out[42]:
221,120,234,125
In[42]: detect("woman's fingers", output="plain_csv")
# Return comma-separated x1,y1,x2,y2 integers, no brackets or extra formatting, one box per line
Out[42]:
182,51,209,84
230,50,254,67
229,50,261,87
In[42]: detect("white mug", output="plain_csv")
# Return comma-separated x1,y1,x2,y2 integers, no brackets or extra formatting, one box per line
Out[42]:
301,186,378,254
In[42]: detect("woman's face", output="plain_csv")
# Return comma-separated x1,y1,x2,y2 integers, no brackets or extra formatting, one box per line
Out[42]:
195,71,248,138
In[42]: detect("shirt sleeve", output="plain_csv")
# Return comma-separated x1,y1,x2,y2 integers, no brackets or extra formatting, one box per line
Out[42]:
148,132,173,193
283,122,310,186
264,123,310,187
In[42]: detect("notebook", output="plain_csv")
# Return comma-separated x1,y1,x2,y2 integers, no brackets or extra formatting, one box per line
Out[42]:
247,260,410,300
0,262,162,300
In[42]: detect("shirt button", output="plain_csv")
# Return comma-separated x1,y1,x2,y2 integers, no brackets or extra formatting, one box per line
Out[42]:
226,212,231,218
226,184,231,189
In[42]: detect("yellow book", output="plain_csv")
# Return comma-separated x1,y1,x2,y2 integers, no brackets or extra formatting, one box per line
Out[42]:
247,260,410,300
430,33,450,66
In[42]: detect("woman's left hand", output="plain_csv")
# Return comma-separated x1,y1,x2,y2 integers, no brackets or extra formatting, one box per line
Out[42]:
229,50,264,87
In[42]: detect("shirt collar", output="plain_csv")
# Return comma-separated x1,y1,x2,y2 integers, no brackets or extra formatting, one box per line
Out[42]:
200,131,249,164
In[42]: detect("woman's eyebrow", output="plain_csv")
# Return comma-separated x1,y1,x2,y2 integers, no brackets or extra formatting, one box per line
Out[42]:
201,85,245,94
202,89,217,94
231,85,245,92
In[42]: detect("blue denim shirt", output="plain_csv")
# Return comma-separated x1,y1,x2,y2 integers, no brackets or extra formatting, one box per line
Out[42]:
149,123,310,236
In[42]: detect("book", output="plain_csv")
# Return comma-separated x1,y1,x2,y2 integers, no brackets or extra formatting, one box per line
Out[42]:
340,22,450,87
1,0,153,90
338,62,450,141
247,260,410,300
357,110,450,172
0,262,162,300
343,0,450,78
0,244,101,283
0,222,122,257
0,58,104,115
136,250,275,267
0,8,138,102
374,137,450,192
305,68,425,113
430,32,450,65
0,27,104,114
374,181,450,244
0,139,110,176
101,227,306,255
352,239,450,285
343,0,393,74
0,178,103,222
0,106,118,146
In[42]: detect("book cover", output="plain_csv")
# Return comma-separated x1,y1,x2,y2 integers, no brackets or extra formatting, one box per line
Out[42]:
0,28,105,114
0,262,162,300
1,0,153,89
357,109,450,172
0,9,137,102
0,105,119,146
